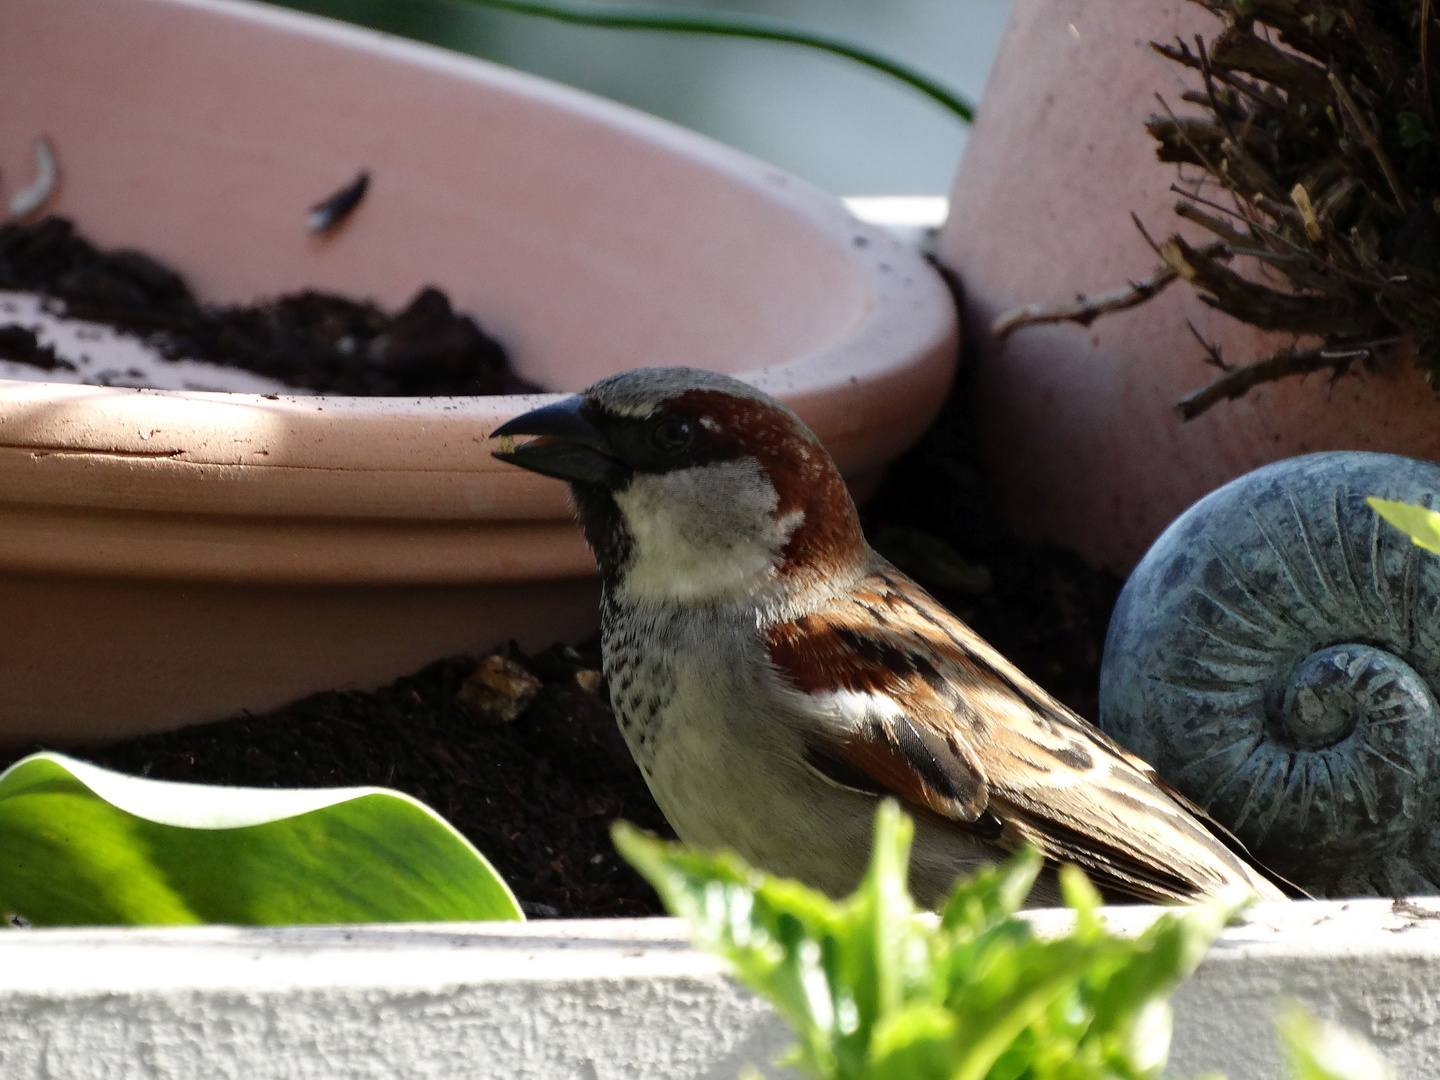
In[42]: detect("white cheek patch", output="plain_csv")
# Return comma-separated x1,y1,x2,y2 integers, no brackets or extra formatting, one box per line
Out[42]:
614,458,804,604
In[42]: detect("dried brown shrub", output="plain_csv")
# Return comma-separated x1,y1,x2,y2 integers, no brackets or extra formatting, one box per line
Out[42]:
996,0,1440,419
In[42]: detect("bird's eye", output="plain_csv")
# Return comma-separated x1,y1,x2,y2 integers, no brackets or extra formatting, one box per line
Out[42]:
651,416,695,453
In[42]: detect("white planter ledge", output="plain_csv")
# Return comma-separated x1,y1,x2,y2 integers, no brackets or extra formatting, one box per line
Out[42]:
2,900,1439,1079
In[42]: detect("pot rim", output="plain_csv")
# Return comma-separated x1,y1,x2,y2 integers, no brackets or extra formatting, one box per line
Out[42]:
0,0,957,583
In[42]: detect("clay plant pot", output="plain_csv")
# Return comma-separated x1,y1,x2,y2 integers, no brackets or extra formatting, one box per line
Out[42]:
0,0,957,743
939,0,1440,577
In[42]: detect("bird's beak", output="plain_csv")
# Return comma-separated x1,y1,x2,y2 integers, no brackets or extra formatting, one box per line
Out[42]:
491,396,629,487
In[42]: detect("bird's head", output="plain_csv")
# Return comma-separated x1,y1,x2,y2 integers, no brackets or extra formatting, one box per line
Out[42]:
492,367,866,605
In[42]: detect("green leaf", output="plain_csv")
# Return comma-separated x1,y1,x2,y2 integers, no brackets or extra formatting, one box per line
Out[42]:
617,801,1235,1080
938,845,1041,938
616,802,935,1080
1368,497,1440,554
1277,1000,1394,1080
0,752,522,926
453,0,975,122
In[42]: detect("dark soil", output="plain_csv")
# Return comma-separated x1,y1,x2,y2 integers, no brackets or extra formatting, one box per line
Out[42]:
0,226,1124,919
0,646,674,919
0,216,533,396
0,324,65,371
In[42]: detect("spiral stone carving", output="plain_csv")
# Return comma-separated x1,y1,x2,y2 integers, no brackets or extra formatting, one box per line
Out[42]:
1099,452,1440,897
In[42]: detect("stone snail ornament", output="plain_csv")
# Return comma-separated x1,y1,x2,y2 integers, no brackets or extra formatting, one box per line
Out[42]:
1099,451,1440,898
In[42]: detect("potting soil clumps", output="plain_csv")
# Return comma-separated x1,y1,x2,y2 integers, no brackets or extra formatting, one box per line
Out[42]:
0,216,529,395
0,645,674,919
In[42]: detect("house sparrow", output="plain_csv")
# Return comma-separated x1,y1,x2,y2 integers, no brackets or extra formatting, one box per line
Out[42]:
493,367,1291,906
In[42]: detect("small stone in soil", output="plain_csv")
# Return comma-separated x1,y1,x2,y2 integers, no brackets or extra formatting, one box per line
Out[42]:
456,654,543,725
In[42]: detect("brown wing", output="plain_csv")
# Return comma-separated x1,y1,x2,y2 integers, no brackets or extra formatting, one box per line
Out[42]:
766,559,1292,903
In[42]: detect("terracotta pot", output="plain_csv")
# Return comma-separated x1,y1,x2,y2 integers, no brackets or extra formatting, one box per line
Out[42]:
939,0,1440,577
0,0,957,743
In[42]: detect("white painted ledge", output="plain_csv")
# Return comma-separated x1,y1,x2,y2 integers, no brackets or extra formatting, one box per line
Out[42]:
2,899,1439,1079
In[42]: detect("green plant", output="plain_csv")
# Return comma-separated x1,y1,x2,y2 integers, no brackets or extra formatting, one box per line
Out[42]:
0,752,521,927
616,801,1393,1080
616,801,1234,1080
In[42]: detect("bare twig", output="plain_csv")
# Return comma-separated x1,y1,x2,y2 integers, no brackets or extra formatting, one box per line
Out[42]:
1147,114,1278,167
1177,344,1342,419
992,239,1229,338
1209,24,1332,103
1170,185,1272,238
1154,93,1228,185
1152,39,1295,115
1290,183,1323,240
1130,211,1164,254
1172,183,1318,260
1315,175,1362,223
1174,200,1259,247
1171,184,1378,292
1175,338,1404,419
1328,70,1410,211
1252,191,1308,228
1197,35,1245,153
1092,5,1439,413
1153,91,1289,216
1186,320,1231,370
1159,235,1356,333
992,271,1181,338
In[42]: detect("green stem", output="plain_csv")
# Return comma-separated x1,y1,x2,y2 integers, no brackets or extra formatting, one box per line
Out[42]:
455,0,974,123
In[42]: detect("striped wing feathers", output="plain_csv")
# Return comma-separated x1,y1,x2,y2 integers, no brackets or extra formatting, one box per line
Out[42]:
766,564,1286,903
